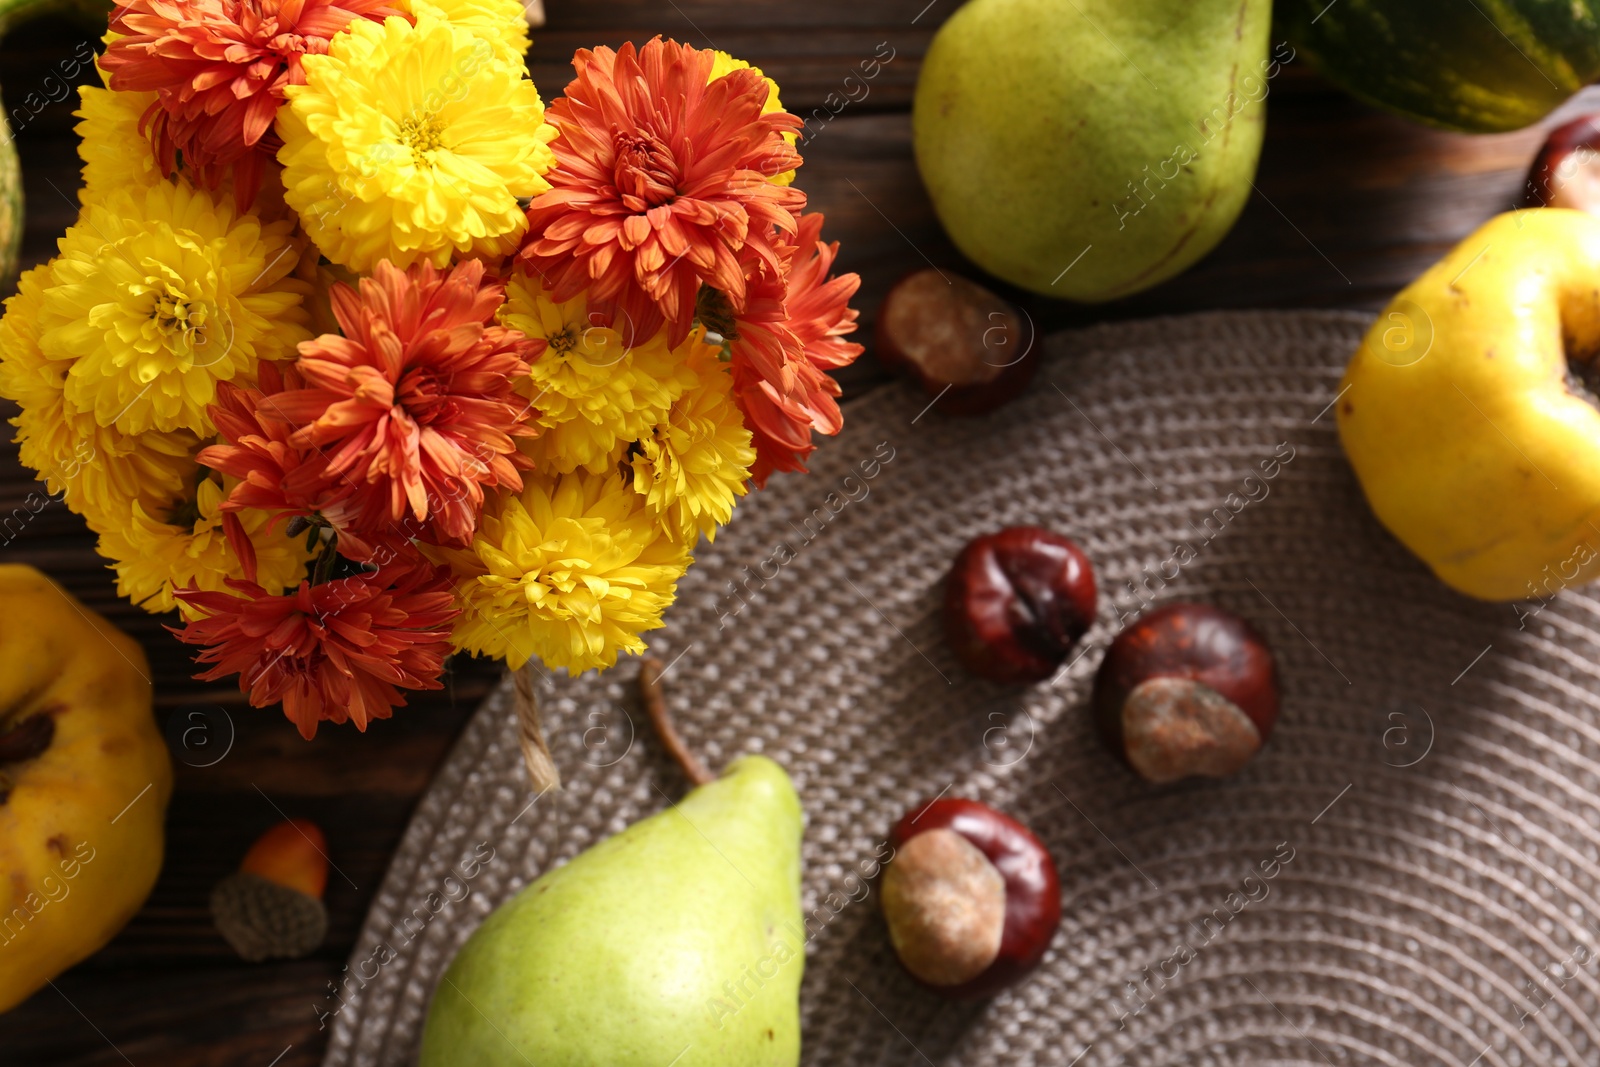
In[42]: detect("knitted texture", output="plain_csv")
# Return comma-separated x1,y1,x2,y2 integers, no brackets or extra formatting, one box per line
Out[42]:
323,310,1600,1067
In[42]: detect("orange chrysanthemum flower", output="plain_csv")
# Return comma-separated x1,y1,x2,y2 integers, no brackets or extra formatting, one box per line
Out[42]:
519,37,805,346
724,212,863,485
202,363,367,545
102,0,403,207
171,558,458,739
260,259,539,550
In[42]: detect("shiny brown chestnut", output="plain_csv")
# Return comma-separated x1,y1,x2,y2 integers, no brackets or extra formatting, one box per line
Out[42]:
875,269,1038,416
1523,114,1600,213
1092,602,1279,784
943,526,1097,684
881,798,1061,999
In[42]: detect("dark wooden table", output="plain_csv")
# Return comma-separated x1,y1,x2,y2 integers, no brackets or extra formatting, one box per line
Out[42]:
0,3,1587,1063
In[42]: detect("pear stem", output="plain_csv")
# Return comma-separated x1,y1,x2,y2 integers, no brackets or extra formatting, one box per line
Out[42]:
638,657,713,786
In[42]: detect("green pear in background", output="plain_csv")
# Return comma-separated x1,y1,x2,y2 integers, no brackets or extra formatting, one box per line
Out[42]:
914,0,1276,300
419,754,805,1067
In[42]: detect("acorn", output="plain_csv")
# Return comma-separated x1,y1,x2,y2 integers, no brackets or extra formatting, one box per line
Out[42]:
211,818,331,962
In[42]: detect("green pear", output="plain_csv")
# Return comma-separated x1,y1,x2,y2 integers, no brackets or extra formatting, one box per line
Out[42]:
419,755,805,1067
913,0,1274,300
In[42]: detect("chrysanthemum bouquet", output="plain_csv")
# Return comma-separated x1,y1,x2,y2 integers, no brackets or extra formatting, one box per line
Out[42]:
0,3,861,743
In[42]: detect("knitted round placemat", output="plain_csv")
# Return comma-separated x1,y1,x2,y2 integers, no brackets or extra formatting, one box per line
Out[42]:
322,309,1600,1067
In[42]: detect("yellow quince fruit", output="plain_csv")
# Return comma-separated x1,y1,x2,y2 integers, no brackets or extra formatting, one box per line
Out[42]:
0,564,172,1012
1339,209,1600,601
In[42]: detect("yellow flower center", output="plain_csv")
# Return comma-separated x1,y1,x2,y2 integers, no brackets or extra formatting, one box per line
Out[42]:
164,474,225,533
548,325,578,356
399,112,447,166
165,490,202,531
147,284,216,359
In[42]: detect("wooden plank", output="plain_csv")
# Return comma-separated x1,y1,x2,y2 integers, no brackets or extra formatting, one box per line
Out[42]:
11,961,342,1067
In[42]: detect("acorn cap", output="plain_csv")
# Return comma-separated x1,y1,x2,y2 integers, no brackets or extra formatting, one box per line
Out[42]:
240,818,329,900
211,871,328,962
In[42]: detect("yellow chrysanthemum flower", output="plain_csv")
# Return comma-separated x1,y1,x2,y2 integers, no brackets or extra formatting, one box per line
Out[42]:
17,400,198,532
278,14,557,272
95,474,313,614
500,271,696,474
35,179,308,437
74,67,162,203
629,331,754,543
1,265,64,414
0,265,197,528
436,469,691,672
399,0,529,61
709,50,796,186
0,264,306,598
